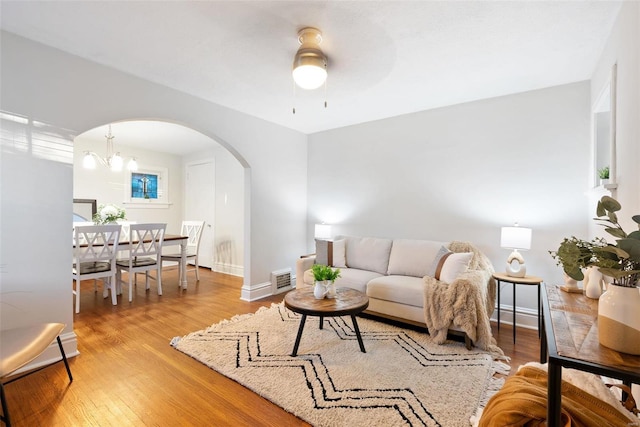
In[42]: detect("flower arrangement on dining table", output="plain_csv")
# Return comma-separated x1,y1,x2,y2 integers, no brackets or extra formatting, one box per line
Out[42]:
93,204,126,225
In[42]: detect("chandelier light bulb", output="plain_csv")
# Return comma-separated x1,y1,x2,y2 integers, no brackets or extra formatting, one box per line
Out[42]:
110,153,123,172
82,152,96,169
128,158,139,171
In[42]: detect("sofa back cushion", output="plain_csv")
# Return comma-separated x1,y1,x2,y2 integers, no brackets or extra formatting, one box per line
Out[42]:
342,236,393,275
387,239,449,277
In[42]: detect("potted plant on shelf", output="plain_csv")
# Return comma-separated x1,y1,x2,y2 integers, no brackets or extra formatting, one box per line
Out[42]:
311,264,341,299
598,166,610,186
549,195,640,354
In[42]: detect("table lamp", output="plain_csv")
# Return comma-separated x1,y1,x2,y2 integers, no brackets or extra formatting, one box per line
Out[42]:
500,224,532,278
314,223,332,240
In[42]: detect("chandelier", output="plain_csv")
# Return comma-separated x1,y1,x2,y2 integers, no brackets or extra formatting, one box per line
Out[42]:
82,124,138,172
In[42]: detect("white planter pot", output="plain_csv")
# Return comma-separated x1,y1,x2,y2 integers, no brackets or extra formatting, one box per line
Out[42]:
598,283,640,355
313,281,328,299
326,281,336,298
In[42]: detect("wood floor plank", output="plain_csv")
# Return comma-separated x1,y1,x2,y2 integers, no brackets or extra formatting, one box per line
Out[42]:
2,268,539,426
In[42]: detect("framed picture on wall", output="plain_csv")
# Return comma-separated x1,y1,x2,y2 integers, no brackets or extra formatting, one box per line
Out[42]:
124,166,170,207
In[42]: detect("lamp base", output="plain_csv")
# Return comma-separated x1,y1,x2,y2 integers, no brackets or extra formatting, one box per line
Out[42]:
506,250,526,278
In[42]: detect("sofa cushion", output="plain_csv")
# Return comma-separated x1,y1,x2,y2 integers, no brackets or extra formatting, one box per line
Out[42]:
426,245,452,277
436,252,473,284
366,275,425,308
344,236,393,275
334,268,382,293
387,239,448,277
332,239,347,268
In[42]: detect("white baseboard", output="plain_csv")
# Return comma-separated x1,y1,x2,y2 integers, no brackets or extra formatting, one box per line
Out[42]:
240,281,273,301
12,331,79,376
491,304,540,331
212,262,243,277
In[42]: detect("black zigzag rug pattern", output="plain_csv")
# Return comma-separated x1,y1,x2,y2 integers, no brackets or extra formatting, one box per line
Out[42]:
171,303,508,427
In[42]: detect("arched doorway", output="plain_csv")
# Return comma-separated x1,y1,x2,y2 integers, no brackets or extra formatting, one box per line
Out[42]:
73,119,245,280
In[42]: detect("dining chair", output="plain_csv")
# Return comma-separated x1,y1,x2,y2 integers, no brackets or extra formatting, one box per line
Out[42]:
72,224,121,314
116,223,166,302
161,220,205,282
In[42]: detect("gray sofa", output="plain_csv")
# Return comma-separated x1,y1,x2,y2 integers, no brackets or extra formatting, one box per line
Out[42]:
295,235,498,350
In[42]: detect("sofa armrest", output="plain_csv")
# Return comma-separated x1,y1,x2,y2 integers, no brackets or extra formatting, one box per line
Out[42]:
296,255,316,287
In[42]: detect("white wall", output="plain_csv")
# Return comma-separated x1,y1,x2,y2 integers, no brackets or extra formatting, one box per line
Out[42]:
0,31,308,351
184,146,245,276
308,82,591,318
74,136,184,234
590,1,640,237
0,116,77,359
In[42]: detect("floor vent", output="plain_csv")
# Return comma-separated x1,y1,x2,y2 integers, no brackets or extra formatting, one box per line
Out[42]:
271,268,292,294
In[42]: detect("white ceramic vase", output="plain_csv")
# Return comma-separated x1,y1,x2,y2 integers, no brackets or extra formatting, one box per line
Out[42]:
563,273,579,290
598,283,640,355
583,267,603,299
326,281,336,298
313,281,328,299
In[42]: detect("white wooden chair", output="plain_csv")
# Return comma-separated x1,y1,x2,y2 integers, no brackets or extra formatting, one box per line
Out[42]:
161,220,205,282
72,224,121,313
116,223,166,302
0,323,73,427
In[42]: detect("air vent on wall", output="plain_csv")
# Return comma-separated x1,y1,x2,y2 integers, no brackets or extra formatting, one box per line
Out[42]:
271,268,292,295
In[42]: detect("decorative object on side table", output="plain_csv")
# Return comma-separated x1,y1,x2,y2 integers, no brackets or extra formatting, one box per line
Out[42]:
500,223,532,278
550,195,640,355
93,203,126,225
311,264,341,299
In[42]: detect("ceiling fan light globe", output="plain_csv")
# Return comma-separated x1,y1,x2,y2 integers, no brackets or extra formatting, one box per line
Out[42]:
292,64,327,90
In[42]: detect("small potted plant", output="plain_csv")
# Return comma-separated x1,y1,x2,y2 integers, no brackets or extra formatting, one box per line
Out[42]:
598,166,610,186
311,264,341,299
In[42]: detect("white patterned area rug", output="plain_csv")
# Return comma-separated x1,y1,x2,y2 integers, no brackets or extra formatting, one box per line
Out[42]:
171,303,509,427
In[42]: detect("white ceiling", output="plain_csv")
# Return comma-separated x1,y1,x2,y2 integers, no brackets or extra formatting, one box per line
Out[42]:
1,0,623,139
77,120,218,156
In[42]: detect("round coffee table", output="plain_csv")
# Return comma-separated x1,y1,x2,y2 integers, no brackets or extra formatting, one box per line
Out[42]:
284,287,369,356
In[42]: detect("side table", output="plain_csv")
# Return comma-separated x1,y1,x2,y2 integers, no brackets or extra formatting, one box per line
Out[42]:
493,272,543,343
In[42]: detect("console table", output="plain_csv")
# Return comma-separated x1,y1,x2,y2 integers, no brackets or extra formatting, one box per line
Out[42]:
540,283,640,427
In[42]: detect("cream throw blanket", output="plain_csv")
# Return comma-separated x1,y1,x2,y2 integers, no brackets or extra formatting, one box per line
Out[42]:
423,241,505,358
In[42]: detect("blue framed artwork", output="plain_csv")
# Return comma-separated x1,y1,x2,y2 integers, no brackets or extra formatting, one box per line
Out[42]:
131,172,159,199
125,166,170,207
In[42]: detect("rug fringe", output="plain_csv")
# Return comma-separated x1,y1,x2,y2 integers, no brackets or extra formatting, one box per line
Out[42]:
470,358,510,426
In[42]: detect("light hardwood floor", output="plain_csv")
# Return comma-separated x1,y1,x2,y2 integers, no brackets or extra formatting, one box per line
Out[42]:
3,268,540,426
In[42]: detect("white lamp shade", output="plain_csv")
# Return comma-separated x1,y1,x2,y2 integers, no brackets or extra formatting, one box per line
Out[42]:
110,153,123,172
127,158,139,171
500,226,532,250
314,223,332,240
82,152,96,169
